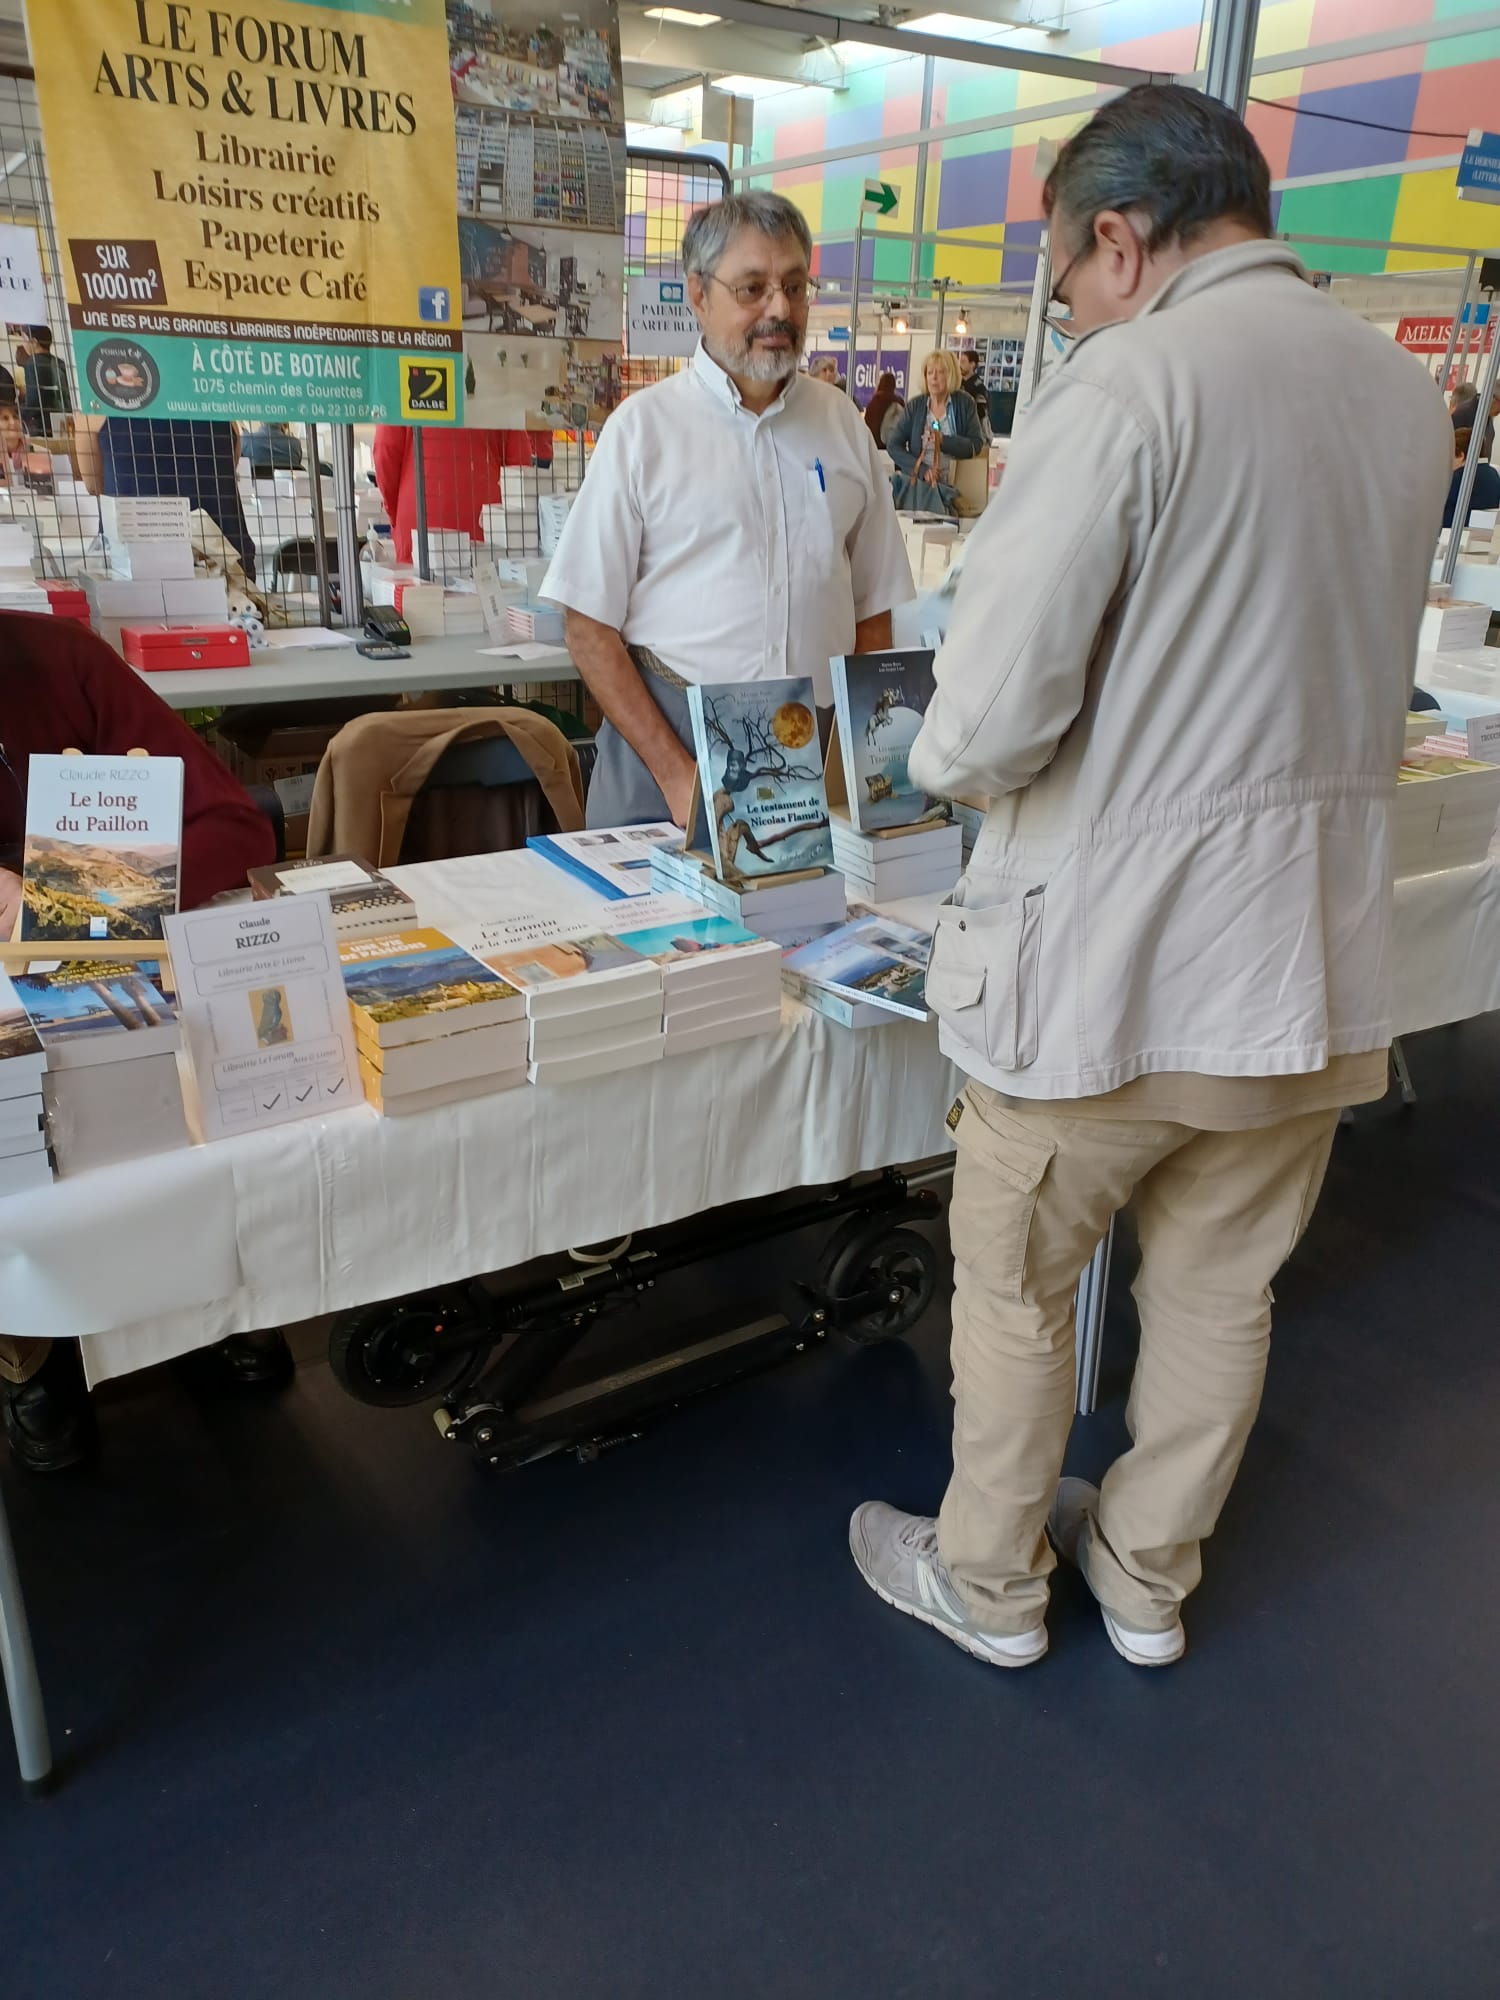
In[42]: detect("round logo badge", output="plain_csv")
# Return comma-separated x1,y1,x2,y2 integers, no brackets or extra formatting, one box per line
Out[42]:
86,339,160,413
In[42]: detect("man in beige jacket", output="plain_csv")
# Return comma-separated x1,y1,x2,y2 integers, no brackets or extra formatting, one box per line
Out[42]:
850,85,1452,1670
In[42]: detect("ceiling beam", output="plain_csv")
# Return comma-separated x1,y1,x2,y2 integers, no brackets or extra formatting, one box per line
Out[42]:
701,0,1160,86
620,16,843,86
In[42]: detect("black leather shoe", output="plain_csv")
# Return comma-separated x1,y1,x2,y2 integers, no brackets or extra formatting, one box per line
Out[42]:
1,1342,99,1474
212,1329,296,1390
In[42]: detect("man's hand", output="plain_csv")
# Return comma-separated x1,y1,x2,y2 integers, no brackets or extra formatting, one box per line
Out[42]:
660,746,700,832
0,867,21,940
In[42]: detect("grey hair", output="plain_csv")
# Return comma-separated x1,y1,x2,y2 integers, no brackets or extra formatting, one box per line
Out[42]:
1043,83,1272,256
682,192,813,280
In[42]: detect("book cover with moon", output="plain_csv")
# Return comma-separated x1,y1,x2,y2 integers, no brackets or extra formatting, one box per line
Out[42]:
830,650,939,831
684,678,834,881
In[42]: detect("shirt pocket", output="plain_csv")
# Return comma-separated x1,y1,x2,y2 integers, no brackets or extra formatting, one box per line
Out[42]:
926,887,1045,1072
798,463,861,578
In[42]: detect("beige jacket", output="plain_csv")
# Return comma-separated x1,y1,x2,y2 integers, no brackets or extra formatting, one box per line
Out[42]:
308,707,585,868
911,241,1452,1098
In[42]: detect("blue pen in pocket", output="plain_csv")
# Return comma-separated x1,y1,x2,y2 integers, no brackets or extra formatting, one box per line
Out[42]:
814,458,826,493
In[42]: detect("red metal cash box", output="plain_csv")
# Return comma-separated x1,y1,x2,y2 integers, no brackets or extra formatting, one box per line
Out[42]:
121,624,251,671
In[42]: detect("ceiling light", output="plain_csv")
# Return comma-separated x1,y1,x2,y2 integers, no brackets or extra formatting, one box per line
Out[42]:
708,73,813,98
893,316,908,333
954,316,968,335
642,7,722,23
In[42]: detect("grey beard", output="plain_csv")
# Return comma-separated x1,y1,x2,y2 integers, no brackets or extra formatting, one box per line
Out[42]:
706,329,803,383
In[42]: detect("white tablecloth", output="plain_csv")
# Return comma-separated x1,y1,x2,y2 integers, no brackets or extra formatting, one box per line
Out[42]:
4,852,1496,1383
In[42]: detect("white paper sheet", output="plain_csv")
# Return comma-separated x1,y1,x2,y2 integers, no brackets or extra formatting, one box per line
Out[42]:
478,642,561,661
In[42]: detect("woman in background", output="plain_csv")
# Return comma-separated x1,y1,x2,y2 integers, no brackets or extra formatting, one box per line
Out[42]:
863,370,904,451
886,350,986,515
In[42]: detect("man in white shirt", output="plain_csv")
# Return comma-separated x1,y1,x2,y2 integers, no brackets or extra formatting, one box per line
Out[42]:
542,191,913,828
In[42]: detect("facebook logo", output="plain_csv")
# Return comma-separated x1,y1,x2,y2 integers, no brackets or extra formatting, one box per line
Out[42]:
418,286,451,323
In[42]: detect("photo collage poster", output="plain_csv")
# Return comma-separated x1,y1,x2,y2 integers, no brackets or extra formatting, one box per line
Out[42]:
447,0,627,432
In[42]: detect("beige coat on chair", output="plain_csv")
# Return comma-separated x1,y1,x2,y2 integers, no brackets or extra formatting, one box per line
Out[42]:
307,707,585,869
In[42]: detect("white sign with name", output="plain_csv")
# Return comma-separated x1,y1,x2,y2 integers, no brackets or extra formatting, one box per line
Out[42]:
164,894,360,1142
1467,711,1500,763
627,274,700,359
0,224,46,317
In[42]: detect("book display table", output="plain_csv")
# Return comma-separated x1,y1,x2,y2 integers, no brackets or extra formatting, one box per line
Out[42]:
133,633,579,711
2,846,1499,1789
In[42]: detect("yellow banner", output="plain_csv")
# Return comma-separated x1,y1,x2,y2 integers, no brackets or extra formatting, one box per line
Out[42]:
30,0,463,422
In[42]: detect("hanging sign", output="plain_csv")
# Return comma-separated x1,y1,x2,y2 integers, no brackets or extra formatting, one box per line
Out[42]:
0,225,47,318
625,274,697,358
862,181,899,217
1396,311,1493,356
28,0,464,424
451,0,627,430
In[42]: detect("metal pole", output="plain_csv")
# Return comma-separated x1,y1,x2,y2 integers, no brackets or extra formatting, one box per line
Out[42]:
934,276,948,347
0,1484,51,1794
1018,231,1053,418
1435,256,1478,400
848,207,865,400
304,424,334,629
1440,295,1500,587
1202,0,1262,117
910,55,935,296
411,426,432,582
330,421,364,629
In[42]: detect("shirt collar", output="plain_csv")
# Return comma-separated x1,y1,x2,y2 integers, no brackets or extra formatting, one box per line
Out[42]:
690,338,798,420
1064,239,1309,364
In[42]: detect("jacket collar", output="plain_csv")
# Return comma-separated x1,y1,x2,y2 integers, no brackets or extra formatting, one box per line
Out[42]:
691,337,798,419
1065,239,1309,362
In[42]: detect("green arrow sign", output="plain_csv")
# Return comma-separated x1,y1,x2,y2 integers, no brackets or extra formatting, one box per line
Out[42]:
863,181,899,216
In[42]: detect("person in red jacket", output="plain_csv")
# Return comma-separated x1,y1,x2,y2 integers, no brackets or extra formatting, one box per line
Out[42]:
0,612,288,1472
373,424,555,564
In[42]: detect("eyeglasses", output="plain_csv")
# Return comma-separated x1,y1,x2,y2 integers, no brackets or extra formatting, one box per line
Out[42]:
1045,240,1094,342
707,273,820,308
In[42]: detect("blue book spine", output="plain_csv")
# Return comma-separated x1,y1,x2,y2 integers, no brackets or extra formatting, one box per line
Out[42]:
525,835,631,902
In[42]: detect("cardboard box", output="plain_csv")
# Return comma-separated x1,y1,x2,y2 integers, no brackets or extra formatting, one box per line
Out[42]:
210,699,398,855
162,575,230,618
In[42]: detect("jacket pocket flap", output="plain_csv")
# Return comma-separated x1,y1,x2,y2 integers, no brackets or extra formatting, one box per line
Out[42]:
926,960,986,1012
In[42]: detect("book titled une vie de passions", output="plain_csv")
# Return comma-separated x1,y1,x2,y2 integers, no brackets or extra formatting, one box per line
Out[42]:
685,678,834,882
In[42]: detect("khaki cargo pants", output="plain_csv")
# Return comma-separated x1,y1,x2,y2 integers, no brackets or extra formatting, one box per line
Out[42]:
939,1084,1339,1637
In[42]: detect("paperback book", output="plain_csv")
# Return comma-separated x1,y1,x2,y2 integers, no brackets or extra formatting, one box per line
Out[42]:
0,972,46,1098
781,909,934,1021
828,650,939,832
249,853,417,941
21,754,184,942
685,678,833,882
13,960,180,1068
527,824,685,901
447,914,658,1019
338,930,525,1050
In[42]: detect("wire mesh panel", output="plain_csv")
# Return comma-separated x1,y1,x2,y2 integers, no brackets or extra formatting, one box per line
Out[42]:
623,149,729,397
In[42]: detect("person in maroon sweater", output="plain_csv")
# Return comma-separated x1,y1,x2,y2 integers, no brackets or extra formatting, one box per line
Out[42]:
0,612,290,1472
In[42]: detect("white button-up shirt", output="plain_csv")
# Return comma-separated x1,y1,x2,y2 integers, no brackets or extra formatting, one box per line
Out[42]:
541,342,914,703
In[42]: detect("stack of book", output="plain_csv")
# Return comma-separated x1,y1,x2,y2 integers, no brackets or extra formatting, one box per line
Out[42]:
0,522,45,614
443,586,487,637
650,843,847,945
1419,598,1491,656
1394,750,1500,875
830,815,962,904
339,929,529,1116
450,917,664,1084
782,908,935,1029
529,823,685,901
538,492,574,556
613,901,782,1056
948,794,989,864
40,579,91,628
248,853,418,941
368,574,446,638
0,973,52,1198
505,600,566,645
14,959,191,1175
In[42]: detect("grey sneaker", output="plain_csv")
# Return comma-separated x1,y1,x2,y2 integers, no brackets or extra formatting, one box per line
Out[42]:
1046,1477,1186,1669
848,1503,1048,1669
